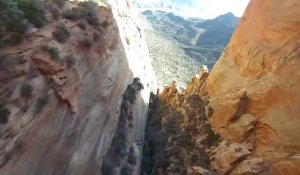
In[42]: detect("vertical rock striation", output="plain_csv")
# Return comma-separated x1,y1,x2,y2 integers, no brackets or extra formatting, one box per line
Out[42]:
0,0,155,175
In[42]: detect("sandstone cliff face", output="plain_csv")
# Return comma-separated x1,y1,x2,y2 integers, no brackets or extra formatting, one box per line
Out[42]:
0,0,155,175
206,0,300,174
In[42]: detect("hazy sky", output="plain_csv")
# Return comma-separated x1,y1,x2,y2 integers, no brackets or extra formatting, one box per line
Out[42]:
194,0,250,18
134,0,250,19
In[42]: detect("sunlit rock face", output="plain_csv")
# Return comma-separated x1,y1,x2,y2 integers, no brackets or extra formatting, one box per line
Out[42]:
206,0,300,174
0,0,155,175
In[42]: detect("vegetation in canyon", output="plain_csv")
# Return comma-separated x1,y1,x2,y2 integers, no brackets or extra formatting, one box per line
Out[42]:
142,73,220,175
102,78,144,175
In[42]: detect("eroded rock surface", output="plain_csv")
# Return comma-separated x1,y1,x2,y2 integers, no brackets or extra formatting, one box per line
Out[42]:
206,0,300,174
0,0,155,175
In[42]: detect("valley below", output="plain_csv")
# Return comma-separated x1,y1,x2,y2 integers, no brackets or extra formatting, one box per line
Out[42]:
142,10,238,88
144,25,198,88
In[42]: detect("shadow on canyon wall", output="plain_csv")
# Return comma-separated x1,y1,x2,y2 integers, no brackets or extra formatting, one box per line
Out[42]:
142,88,220,175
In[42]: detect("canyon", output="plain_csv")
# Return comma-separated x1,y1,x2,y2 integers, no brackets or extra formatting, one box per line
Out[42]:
142,10,238,87
0,0,300,175
0,0,155,174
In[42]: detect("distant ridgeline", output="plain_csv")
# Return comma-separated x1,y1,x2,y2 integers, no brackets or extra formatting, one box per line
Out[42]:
142,10,239,69
132,0,196,9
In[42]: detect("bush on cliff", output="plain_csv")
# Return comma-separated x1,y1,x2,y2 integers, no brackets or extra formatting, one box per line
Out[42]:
0,0,46,47
20,84,33,97
0,104,10,124
0,52,14,71
52,24,70,43
16,0,46,28
41,45,61,62
50,0,67,8
63,1,99,26
77,20,87,30
123,78,144,104
79,38,93,48
64,54,76,68
35,93,49,115
45,2,61,20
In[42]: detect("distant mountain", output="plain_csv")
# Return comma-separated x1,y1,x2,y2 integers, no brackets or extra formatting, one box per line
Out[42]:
132,0,196,9
142,10,239,69
142,10,202,45
195,12,239,46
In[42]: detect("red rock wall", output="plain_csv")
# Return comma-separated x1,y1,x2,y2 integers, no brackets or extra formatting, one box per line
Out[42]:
0,1,154,175
206,0,300,174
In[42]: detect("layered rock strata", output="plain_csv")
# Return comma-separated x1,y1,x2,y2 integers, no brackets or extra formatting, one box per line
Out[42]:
206,0,300,174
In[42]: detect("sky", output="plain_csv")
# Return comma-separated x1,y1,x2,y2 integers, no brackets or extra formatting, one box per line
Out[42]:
194,0,250,18
133,0,250,19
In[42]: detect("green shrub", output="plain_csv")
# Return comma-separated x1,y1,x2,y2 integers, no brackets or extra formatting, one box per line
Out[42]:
63,1,99,26
102,21,110,28
0,33,23,47
49,4,60,20
77,20,87,30
123,86,136,104
133,78,144,90
0,52,14,74
8,33,23,45
63,7,83,21
94,32,101,41
0,0,26,32
78,1,100,26
0,0,25,47
48,47,60,61
206,106,214,118
85,12,99,26
123,78,144,104
64,54,75,68
35,93,49,114
0,104,10,124
20,84,33,97
79,38,93,48
51,0,66,8
52,24,70,43
16,0,47,28
0,0,47,47
44,0,63,20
